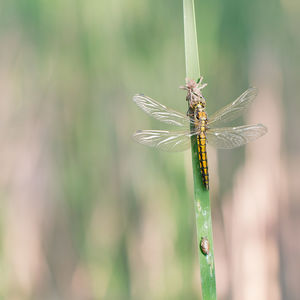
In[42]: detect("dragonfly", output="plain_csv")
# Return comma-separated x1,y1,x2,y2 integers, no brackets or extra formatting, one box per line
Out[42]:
132,87,267,190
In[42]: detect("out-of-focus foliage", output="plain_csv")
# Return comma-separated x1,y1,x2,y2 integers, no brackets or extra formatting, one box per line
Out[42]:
0,0,299,299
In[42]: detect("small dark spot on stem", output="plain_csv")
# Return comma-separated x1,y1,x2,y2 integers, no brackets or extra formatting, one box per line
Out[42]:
200,237,209,255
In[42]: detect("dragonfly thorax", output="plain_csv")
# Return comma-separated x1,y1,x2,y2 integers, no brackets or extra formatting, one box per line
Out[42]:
194,103,207,122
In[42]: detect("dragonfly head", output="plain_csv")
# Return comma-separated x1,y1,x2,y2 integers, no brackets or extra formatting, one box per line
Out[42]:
194,100,206,109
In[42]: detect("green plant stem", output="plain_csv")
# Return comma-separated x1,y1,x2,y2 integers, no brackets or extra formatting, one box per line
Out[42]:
183,1,217,299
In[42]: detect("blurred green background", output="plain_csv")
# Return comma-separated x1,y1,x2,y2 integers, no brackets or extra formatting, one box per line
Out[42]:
0,0,299,299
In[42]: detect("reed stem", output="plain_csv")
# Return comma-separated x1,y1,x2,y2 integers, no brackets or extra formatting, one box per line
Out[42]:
183,1,217,299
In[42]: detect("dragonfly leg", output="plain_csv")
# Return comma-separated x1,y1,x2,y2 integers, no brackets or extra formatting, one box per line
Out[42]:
186,107,194,118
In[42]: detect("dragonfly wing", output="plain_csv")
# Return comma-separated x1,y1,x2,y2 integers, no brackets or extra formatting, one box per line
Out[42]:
133,94,192,127
133,130,196,152
206,124,267,149
208,87,258,128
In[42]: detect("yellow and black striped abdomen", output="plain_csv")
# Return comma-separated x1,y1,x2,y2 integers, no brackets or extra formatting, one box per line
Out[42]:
197,133,209,190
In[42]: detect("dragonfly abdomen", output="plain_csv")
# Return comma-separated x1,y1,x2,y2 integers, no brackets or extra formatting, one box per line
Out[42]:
197,133,209,190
